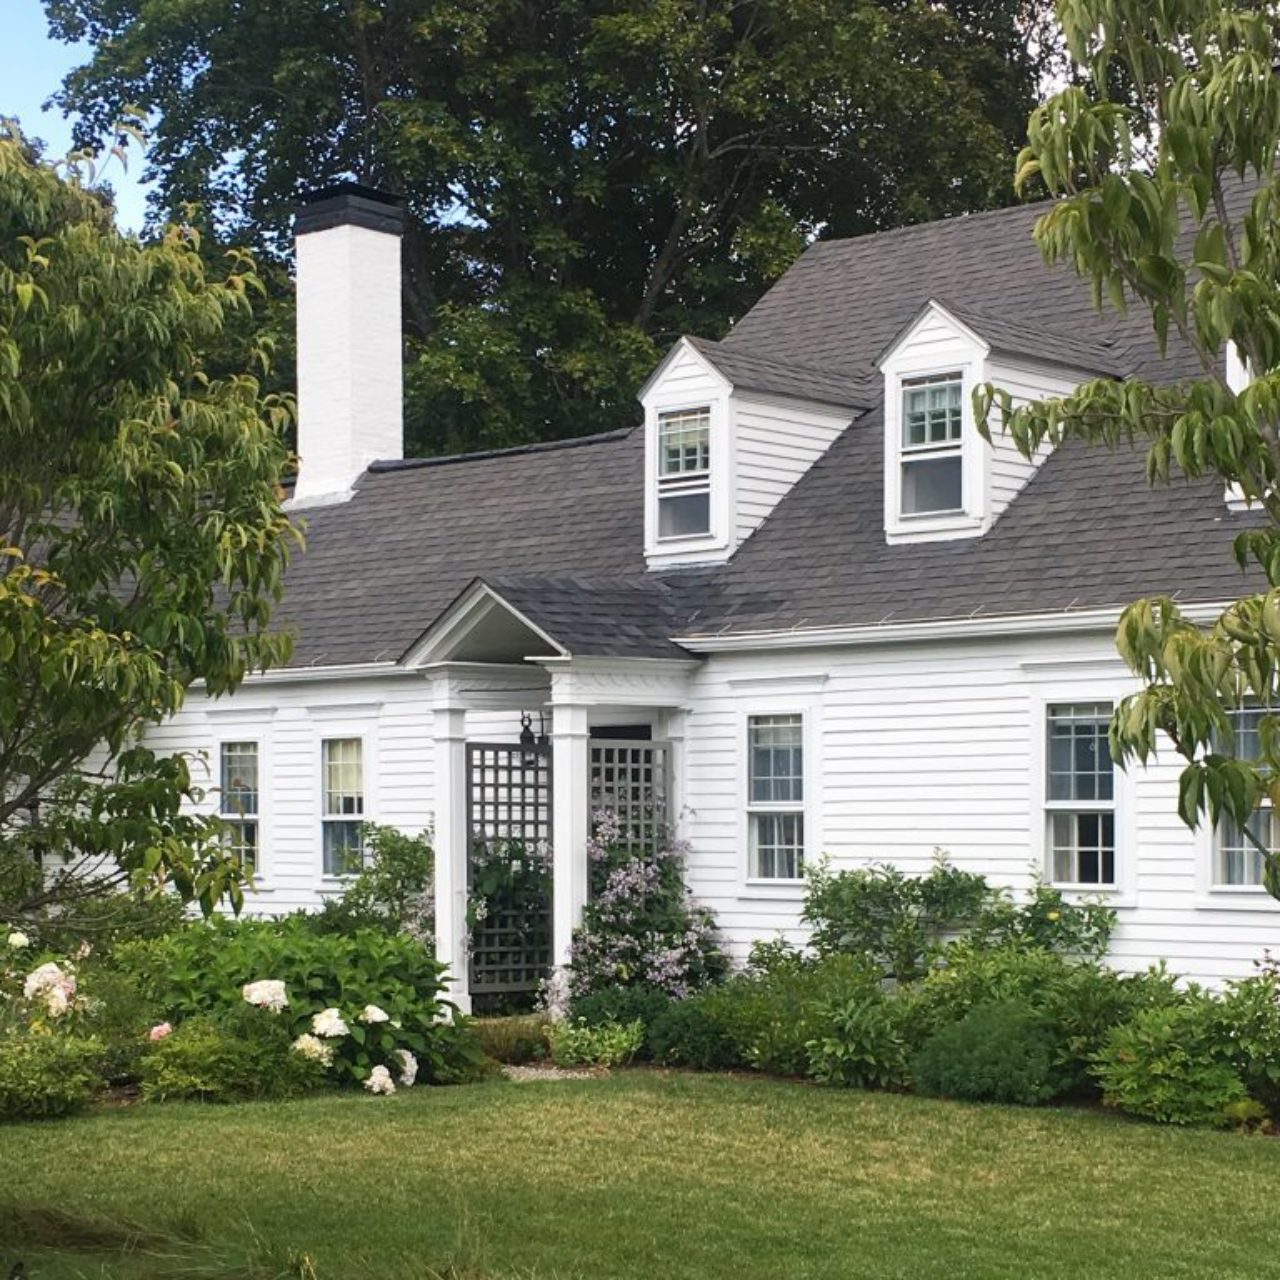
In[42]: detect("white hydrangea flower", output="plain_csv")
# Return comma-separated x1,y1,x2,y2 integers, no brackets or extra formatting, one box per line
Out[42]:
291,1033,335,1066
312,1007,350,1038
43,986,70,1018
23,962,75,1004
241,979,289,1013
360,1004,390,1024
364,1065,396,1095
395,1049,419,1087
6,931,29,949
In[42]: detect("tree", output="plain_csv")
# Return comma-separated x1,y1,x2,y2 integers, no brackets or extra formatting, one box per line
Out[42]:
976,0,1280,897
0,125,297,929
44,0,1057,454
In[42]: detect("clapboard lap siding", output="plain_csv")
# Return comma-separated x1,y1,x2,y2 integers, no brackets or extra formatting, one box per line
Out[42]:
733,395,851,544
682,636,1280,982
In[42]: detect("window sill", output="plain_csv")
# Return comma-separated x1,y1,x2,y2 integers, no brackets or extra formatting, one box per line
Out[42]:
1194,888,1280,912
317,875,359,894
884,514,983,545
1048,884,1137,909
739,880,806,902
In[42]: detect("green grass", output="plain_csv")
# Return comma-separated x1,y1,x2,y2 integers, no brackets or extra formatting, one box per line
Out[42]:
3,1072,1279,1280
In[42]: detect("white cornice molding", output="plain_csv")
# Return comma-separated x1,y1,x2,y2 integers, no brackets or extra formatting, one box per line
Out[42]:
676,601,1233,654
193,661,406,690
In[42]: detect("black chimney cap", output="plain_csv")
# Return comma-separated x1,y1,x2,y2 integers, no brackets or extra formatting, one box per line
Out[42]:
295,181,405,237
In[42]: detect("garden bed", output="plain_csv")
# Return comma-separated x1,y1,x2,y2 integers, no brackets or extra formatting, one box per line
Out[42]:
2,1073,1278,1280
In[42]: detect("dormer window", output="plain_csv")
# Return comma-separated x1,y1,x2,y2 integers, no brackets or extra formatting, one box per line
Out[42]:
900,374,964,516
657,408,712,538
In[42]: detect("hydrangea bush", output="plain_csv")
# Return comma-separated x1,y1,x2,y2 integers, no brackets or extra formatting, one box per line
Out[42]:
114,916,471,1089
560,811,727,1003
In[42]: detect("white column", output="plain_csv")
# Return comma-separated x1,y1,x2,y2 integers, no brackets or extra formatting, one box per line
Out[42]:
431,692,471,1015
551,702,591,968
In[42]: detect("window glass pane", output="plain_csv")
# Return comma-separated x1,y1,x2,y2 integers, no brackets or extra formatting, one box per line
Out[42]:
1219,808,1272,886
220,742,258,816
323,821,364,876
902,377,962,447
1047,704,1113,802
322,738,363,816
224,820,258,873
1226,707,1264,761
658,409,711,476
751,811,804,880
1049,810,1115,885
658,491,710,538
749,714,803,803
901,455,962,514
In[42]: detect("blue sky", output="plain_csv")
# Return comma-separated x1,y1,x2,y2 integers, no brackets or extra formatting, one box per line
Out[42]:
1,0,151,230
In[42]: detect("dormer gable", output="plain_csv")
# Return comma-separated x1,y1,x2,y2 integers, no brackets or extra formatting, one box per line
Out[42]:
639,336,861,569
877,298,1118,545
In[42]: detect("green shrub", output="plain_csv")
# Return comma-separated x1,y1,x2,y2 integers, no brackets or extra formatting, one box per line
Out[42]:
0,1032,103,1120
1213,967,1280,1114
26,891,188,958
912,1000,1061,1106
305,824,434,937
807,991,910,1090
76,964,164,1085
1092,999,1248,1127
114,916,466,1087
546,1018,644,1068
570,986,672,1059
470,1014,551,1065
803,859,1115,981
803,858,993,980
648,994,743,1070
139,1005,328,1103
650,953,879,1075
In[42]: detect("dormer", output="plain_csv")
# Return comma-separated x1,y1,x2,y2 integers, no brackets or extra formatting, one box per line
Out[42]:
877,299,1121,545
639,337,864,569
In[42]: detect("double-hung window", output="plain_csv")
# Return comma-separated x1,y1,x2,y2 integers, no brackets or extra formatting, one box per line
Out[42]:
657,407,711,538
219,742,259,872
1217,707,1273,886
1045,703,1116,886
900,374,964,516
322,737,364,874
747,714,805,879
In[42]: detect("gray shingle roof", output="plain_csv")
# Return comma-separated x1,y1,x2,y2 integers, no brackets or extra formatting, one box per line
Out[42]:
271,186,1261,668
684,336,871,408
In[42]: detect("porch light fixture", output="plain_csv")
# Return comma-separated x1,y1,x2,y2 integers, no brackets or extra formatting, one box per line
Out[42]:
519,713,538,768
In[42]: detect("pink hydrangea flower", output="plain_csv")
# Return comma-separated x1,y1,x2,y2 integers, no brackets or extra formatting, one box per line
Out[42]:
149,1022,173,1041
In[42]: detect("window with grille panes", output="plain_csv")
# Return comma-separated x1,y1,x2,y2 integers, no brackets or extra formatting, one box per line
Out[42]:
747,714,805,880
321,737,364,874
900,374,964,516
1045,704,1116,887
219,742,259,872
1216,707,1274,887
656,407,711,538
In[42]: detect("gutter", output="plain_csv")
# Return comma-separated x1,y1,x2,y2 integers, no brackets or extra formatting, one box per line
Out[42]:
674,601,1233,654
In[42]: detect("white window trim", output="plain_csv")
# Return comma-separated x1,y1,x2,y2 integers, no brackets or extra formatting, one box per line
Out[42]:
1028,685,1137,907
1194,817,1280,910
883,357,986,543
310,713,379,884
210,724,275,892
643,389,732,562
736,696,822,897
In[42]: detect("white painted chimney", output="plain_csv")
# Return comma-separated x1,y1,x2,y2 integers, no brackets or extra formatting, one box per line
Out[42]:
291,183,404,506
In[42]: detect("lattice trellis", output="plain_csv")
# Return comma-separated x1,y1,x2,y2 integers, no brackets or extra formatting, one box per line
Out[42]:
466,743,552,996
589,740,670,855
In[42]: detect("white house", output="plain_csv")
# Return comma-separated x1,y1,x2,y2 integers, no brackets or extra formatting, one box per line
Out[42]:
151,181,1277,1011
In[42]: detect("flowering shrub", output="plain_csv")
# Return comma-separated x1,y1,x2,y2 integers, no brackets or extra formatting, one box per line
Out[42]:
139,1004,328,1103
114,916,478,1088
309,824,434,940
563,811,726,1001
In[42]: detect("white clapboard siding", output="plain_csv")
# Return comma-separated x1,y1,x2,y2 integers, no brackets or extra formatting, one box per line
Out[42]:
678,632,1280,985
733,394,851,544
983,355,1079,519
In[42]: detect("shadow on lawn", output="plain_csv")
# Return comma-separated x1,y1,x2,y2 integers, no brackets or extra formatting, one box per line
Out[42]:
0,1203,566,1280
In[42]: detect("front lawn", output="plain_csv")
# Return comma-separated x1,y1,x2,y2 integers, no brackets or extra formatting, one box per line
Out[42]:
3,1073,1277,1280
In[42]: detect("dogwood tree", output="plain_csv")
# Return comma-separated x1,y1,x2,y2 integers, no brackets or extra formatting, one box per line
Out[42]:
978,0,1280,896
0,126,296,929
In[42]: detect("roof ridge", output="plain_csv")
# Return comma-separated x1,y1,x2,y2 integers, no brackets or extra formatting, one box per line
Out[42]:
366,426,636,474
808,196,1052,255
